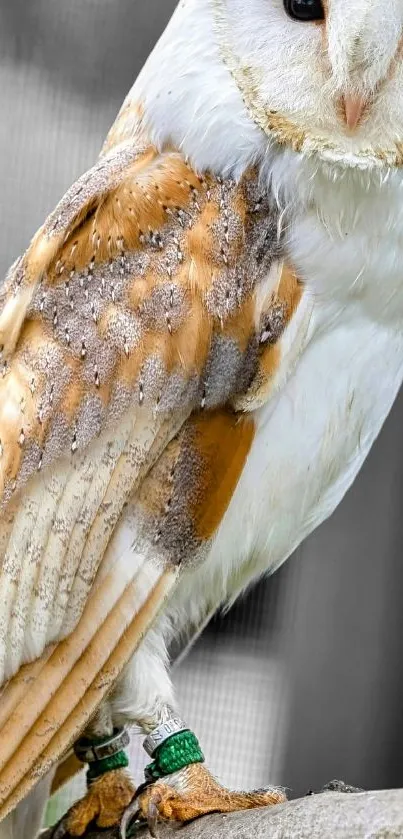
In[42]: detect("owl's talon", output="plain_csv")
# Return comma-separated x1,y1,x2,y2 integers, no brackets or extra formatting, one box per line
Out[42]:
49,818,69,839
51,769,136,837
120,796,142,839
147,793,161,838
133,764,286,832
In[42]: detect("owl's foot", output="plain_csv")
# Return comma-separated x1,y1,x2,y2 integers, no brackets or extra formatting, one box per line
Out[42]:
121,764,286,838
51,769,135,837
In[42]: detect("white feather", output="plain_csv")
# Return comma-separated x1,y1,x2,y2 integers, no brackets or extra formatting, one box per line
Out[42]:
112,0,403,726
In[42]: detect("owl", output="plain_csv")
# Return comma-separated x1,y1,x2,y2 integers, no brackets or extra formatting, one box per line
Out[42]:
1,0,403,836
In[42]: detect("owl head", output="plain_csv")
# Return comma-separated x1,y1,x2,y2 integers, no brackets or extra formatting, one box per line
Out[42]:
215,0,403,168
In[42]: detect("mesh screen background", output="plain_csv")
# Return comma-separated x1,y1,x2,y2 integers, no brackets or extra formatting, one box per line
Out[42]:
0,1,403,831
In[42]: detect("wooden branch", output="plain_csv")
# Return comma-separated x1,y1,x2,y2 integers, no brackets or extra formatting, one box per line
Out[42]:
41,787,403,838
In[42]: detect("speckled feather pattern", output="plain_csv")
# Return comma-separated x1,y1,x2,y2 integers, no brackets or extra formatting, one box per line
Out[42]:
0,145,283,507
0,140,299,684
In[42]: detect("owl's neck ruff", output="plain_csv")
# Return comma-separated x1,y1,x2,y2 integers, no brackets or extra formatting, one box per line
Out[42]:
211,0,403,171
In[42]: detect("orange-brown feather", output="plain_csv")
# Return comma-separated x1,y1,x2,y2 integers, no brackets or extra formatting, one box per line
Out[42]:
190,410,255,540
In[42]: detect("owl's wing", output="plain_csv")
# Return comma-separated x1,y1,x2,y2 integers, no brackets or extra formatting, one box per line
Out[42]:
0,139,307,818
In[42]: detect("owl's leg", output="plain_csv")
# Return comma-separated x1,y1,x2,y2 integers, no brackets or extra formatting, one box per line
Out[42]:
50,622,284,838
49,626,175,838
51,704,136,838
120,711,285,838
116,627,285,836
125,765,285,837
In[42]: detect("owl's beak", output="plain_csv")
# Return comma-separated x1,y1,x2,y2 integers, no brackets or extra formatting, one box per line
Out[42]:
342,94,367,130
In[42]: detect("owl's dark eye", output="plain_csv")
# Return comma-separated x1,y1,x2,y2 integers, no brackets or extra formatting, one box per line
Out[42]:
284,0,325,21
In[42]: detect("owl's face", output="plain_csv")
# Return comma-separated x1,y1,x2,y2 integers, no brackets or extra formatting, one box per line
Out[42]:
219,0,403,167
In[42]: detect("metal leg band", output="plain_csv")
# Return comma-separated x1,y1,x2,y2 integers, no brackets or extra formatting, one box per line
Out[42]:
74,727,130,764
143,717,188,758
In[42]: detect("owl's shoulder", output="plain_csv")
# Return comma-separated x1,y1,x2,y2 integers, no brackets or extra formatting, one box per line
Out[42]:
0,142,302,508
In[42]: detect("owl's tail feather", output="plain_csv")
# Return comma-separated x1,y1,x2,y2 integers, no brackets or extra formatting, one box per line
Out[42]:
0,561,178,823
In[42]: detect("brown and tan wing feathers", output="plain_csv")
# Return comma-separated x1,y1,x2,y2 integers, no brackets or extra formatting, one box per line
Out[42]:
0,138,304,817
0,145,215,685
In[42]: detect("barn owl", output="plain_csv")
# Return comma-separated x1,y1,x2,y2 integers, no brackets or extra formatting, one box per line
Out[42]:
1,0,403,835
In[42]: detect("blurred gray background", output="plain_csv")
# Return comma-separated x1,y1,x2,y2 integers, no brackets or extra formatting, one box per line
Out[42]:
0,0,402,819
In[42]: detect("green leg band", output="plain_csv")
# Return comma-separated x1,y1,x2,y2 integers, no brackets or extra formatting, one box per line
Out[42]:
87,749,129,784
145,730,205,781
74,727,131,784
